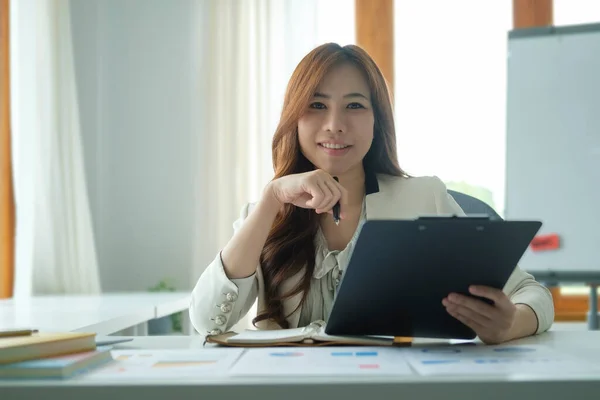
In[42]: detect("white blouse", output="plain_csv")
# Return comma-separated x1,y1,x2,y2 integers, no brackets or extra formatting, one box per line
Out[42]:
297,199,367,327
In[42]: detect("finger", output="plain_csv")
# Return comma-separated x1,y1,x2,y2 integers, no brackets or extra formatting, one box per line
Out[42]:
469,286,510,307
304,183,325,210
447,306,486,332
332,178,349,208
445,303,492,327
314,180,334,212
445,293,497,319
321,179,342,216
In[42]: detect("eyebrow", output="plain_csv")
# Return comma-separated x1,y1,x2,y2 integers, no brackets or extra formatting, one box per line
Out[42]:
314,92,369,100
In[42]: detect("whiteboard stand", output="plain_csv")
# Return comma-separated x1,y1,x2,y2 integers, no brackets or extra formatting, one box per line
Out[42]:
590,284,599,330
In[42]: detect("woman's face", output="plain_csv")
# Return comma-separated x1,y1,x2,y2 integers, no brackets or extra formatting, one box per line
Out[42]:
298,63,374,177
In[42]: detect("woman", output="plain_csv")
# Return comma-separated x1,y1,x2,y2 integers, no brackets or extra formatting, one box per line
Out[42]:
190,43,554,344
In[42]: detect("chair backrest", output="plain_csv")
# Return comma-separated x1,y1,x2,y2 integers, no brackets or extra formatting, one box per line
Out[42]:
447,189,502,220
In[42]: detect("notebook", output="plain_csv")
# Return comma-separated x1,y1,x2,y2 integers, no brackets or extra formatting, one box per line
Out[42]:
0,346,113,379
205,320,410,347
0,332,97,364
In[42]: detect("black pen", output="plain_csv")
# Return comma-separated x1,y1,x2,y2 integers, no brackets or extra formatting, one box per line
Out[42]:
333,177,341,226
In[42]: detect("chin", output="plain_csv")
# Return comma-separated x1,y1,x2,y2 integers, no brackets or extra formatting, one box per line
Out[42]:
304,151,363,176
313,161,352,176
326,166,349,176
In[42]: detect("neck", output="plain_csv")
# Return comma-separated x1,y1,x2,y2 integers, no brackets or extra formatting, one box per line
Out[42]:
333,165,366,207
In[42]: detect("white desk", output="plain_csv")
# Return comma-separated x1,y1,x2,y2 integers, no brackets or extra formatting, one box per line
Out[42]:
0,292,191,335
1,330,599,400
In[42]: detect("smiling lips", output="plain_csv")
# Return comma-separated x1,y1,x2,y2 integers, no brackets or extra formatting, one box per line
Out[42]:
318,142,352,156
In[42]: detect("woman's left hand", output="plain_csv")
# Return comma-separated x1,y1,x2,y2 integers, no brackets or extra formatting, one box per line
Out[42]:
442,285,517,345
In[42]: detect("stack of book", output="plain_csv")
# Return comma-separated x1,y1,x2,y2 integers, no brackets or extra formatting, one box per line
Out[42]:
0,329,112,379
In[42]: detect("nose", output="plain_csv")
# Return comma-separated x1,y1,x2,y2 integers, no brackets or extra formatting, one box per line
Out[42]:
324,109,346,133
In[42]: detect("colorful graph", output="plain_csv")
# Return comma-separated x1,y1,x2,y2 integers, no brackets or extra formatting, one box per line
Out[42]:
421,348,462,354
474,358,555,364
328,351,380,369
229,347,413,376
331,351,378,357
493,347,536,353
269,351,304,357
115,353,152,360
359,364,380,369
266,350,382,370
356,351,378,356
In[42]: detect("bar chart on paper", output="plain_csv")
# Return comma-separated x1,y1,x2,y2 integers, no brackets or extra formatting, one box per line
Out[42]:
229,347,413,376
83,349,245,380
405,345,595,376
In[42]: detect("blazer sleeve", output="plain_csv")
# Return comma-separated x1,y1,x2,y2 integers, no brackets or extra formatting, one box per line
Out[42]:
430,176,555,334
189,203,259,336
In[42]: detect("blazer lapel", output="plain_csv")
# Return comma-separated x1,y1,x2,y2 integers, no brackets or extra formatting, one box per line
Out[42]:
365,174,417,220
365,190,389,220
366,174,399,219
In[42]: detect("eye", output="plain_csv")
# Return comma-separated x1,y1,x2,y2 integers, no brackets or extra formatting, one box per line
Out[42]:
347,102,365,109
309,102,326,109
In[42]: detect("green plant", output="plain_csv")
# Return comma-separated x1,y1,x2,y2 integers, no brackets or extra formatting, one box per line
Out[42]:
148,279,183,333
148,279,176,292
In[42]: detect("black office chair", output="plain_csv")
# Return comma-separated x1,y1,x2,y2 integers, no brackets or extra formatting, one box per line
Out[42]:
447,189,502,220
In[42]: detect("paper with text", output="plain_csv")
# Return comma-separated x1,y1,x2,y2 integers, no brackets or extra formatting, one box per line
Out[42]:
82,349,245,380
229,346,413,376
406,344,594,375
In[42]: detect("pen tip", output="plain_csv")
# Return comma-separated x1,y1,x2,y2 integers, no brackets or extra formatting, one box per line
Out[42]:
335,220,340,226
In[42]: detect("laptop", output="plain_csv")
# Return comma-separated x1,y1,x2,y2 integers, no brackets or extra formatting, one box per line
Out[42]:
324,216,542,339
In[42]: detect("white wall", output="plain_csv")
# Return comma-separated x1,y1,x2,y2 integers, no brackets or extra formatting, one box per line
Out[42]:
70,0,205,292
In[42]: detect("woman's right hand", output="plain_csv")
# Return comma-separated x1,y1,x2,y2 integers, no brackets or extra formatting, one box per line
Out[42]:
268,170,349,216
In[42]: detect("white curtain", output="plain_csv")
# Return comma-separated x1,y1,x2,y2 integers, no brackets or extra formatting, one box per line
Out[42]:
10,0,101,296
198,0,354,329
203,0,281,254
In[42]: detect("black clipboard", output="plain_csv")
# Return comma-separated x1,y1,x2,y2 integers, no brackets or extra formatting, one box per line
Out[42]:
324,216,542,340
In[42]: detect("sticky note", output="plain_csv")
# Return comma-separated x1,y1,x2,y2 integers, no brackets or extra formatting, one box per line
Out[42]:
530,233,560,252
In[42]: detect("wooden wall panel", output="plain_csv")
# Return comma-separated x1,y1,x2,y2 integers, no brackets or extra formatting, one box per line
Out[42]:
513,0,553,29
0,0,14,299
355,0,394,93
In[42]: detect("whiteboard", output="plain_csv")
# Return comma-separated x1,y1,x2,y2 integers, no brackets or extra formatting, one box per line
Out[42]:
505,23,600,272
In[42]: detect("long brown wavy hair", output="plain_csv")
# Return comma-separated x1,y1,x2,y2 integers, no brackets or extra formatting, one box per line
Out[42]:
253,43,409,328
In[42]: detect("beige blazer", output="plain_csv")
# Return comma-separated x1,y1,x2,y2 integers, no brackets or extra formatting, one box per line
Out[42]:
189,175,554,336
